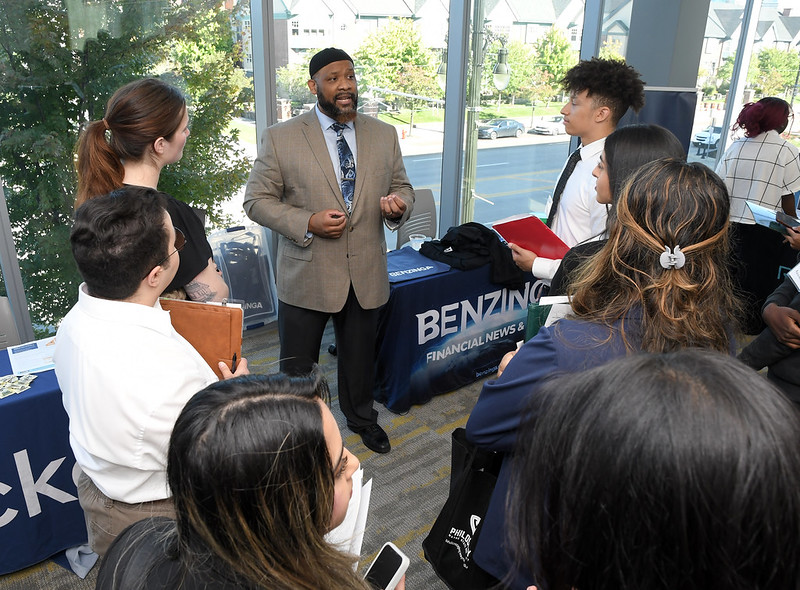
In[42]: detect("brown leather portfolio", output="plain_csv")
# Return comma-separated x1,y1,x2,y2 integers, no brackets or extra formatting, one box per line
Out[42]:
159,298,243,379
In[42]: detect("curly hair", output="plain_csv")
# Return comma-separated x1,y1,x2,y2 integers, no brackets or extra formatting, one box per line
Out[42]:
561,57,645,125
568,159,741,352
733,96,791,138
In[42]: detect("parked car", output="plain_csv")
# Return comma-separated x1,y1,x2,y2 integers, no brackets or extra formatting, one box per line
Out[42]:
530,115,566,135
477,119,526,139
692,125,722,147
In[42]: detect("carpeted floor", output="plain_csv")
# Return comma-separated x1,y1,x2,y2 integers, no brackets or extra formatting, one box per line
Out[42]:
1,320,485,589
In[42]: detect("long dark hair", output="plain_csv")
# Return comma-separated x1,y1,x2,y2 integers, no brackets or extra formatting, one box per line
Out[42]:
166,372,369,590
569,159,740,352
508,350,800,590
604,124,686,203
75,78,186,207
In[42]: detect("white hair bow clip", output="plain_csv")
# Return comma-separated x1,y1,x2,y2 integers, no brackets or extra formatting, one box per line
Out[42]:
659,245,686,270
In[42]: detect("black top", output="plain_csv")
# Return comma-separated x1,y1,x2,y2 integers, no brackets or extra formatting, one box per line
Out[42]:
163,193,213,293
97,517,251,589
548,238,607,296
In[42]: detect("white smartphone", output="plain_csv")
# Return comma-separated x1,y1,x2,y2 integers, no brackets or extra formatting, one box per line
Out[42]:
364,541,410,590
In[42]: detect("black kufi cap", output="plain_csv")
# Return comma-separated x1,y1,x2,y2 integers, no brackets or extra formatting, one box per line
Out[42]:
309,47,353,79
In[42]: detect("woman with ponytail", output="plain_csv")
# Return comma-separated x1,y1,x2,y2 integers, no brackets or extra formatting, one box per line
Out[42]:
463,159,742,590
716,97,800,333
75,78,229,301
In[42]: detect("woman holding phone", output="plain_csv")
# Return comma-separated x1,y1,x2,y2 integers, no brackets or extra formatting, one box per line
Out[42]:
97,371,405,589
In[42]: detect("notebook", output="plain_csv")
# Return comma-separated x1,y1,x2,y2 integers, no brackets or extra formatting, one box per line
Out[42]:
159,298,243,378
492,215,570,259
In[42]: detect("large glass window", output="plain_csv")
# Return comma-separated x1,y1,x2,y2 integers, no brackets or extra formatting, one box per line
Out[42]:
461,1,586,226
254,1,592,231
0,0,252,333
688,1,800,167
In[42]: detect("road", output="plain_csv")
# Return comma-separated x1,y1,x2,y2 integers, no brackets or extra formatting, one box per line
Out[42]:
403,140,570,226
223,118,718,230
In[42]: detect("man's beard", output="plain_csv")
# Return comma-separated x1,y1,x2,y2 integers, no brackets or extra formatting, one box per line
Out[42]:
317,91,358,123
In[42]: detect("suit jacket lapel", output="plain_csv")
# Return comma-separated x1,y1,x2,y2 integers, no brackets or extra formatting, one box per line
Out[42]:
300,110,348,212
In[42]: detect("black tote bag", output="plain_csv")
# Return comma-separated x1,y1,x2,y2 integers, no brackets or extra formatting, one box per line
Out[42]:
422,428,504,590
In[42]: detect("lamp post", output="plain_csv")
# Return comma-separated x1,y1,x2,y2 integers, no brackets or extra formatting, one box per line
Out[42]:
437,49,447,93
457,6,510,223
493,45,511,93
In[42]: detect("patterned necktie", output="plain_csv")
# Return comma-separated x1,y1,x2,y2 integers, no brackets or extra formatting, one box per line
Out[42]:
331,122,355,213
545,148,582,228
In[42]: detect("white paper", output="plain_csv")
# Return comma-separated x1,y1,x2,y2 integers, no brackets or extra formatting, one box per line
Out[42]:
326,468,372,563
539,295,572,328
788,260,800,292
7,336,57,375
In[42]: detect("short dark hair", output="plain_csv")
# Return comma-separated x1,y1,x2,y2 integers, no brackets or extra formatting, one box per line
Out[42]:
508,350,800,590
70,186,169,300
561,57,645,125
167,371,369,589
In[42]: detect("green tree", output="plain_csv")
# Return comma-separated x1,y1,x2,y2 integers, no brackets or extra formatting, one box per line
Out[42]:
276,61,315,107
481,40,536,104
0,0,250,330
532,27,576,84
753,48,800,97
712,51,759,96
525,69,557,125
505,41,534,102
599,38,624,62
353,19,438,133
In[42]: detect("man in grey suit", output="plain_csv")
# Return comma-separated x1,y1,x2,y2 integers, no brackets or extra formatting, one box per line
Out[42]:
244,48,414,453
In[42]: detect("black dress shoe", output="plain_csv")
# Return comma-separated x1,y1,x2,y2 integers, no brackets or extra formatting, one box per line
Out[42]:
356,424,391,454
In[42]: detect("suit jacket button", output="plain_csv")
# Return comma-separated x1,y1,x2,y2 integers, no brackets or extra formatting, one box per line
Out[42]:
349,225,354,232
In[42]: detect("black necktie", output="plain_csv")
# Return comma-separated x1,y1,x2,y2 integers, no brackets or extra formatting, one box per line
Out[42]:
331,122,355,213
546,149,582,228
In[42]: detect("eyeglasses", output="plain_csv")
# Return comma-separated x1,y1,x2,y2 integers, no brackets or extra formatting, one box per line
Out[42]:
143,227,186,280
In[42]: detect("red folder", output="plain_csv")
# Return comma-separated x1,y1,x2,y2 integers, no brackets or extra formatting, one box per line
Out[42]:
492,215,570,259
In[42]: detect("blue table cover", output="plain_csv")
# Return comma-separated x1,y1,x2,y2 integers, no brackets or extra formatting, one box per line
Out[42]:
0,352,86,574
376,251,544,413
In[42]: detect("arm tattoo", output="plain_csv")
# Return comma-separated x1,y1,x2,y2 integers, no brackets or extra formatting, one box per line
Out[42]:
184,280,216,302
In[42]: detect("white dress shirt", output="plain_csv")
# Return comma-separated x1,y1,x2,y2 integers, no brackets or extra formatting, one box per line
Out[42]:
55,284,217,503
315,104,357,185
534,137,607,281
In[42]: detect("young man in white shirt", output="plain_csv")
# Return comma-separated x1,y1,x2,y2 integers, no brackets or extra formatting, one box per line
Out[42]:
55,186,248,555
509,58,645,282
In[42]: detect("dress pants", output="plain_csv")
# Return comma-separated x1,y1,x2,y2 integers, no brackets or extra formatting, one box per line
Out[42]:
278,287,379,431
77,471,175,557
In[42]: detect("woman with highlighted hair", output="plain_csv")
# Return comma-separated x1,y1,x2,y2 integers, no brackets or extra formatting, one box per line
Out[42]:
96,371,387,590
464,159,742,589
549,123,686,295
716,97,800,333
